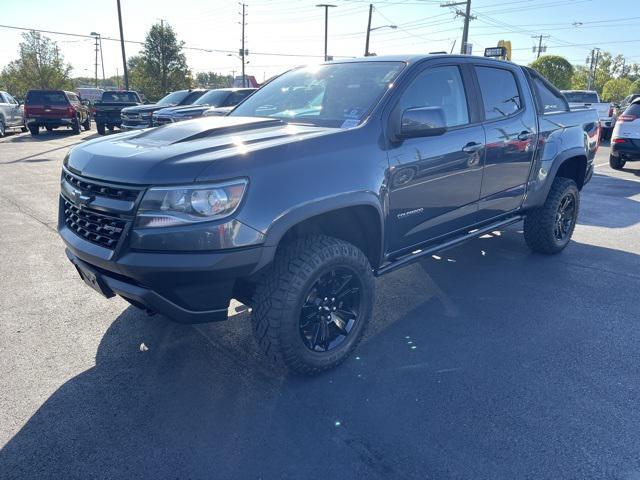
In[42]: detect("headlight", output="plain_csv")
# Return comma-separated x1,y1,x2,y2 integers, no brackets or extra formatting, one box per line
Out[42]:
136,179,248,228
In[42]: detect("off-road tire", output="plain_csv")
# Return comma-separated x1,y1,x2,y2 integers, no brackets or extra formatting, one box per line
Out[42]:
28,125,39,136
252,235,374,375
523,177,579,254
97,122,106,135
609,154,626,170
82,116,91,131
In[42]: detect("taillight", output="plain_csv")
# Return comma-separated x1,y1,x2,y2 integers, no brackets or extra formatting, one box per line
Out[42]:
91,107,96,115
618,115,637,122
67,107,75,117
608,106,614,117
24,106,30,117
613,138,627,143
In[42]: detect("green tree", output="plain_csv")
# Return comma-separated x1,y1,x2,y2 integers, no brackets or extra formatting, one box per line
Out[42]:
629,79,640,95
127,22,191,101
0,31,72,98
195,72,232,89
602,78,633,102
530,55,574,90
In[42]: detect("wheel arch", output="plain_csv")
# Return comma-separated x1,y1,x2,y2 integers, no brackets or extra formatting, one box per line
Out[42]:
261,193,385,270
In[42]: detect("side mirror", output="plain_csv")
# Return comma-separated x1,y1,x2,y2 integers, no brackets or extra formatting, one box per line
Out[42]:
400,107,447,138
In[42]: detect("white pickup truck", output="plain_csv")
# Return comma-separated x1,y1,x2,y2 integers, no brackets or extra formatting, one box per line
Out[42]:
562,90,614,140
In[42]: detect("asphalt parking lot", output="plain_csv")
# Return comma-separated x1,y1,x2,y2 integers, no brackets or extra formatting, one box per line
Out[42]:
1,128,640,479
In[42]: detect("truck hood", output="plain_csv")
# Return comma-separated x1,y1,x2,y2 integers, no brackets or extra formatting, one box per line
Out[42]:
154,105,210,117
121,104,175,115
65,116,338,185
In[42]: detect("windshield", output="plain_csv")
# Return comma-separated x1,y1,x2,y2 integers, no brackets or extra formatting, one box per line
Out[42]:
193,90,229,107
231,62,404,128
563,92,599,103
101,91,139,103
157,91,190,106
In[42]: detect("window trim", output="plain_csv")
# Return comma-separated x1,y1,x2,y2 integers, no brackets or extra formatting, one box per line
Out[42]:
472,64,526,124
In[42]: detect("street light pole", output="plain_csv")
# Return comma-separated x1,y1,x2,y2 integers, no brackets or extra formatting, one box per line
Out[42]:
365,3,373,57
316,4,336,61
116,0,129,90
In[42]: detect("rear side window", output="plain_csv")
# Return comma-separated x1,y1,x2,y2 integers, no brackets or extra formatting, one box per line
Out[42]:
563,92,599,103
532,76,568,114
26,91,68,105
398,65,470,127
475,66,522,120
626,103,640,116
225,91,252,106
68,93,79,103
102,91,139,102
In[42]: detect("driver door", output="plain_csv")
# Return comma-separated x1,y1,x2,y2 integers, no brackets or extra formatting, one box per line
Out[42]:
386,63,486,254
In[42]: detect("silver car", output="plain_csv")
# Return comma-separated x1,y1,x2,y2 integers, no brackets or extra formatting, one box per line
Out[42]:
0,91,26,136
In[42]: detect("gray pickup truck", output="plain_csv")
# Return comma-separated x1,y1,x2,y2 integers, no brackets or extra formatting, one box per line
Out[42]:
0,91,27,136
58,55,599,374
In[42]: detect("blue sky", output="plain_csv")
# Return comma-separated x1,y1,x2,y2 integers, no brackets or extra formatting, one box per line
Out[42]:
0,0,638,81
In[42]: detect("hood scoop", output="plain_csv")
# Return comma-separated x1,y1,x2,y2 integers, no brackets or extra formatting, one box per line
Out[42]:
131,116,285,146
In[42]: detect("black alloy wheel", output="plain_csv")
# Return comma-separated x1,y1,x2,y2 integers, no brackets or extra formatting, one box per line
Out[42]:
554,193,577,242
299,268,362,352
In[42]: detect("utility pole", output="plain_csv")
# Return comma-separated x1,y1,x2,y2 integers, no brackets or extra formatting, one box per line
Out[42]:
91,32,105,87
93,34,99,87
240,3,247,87
365,3,373,57
532,34,550,59
116,0,129,90
316,4,336,61
587,48,600,91
440,1,475,55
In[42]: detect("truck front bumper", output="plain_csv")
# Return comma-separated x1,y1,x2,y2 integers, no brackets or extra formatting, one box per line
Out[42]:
60,224,271,323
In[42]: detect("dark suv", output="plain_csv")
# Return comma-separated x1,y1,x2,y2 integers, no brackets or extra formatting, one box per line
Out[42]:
59,55,598,374
24,90,91,136
120,89,208,130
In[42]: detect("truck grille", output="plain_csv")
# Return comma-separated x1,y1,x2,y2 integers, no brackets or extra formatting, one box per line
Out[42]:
63,199,127,249
63,171,139,201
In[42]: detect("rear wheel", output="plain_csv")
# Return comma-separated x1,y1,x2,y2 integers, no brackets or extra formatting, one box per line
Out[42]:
71,117,81,134
108,125,115,132
523,177,579,254
252,235,374,375
96,122,106,135
28,125,39,136
0,120,5,137
82,116,91,131
609,154,626,170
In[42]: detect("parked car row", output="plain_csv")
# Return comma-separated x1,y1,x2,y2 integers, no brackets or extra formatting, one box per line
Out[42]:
0,86,257,138
561,89,616,140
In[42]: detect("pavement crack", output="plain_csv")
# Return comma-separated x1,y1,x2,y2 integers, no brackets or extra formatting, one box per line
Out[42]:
0,193,57,234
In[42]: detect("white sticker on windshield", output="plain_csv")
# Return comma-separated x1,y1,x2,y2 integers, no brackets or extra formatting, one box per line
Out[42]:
340,119,360,129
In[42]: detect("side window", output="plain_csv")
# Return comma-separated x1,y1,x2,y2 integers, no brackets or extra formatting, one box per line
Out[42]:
7,94,18,104
0,93,7,104
398,65,470,127
68,93,78,103
532,76,568,114
226,92,249,106
475,66,522,120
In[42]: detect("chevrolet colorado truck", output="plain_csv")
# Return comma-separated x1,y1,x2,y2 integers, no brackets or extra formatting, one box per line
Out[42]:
59,55,599,374
93,90,142,135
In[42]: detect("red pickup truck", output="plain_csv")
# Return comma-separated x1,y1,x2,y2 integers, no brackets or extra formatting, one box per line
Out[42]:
24,90,91,136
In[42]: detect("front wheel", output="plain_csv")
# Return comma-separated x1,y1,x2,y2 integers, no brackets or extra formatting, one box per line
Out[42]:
252,235,374,375
523,177,579,254
609,154,626,170
96,122,106,135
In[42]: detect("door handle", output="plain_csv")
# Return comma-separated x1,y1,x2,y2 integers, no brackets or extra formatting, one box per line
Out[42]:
517,131,532,141
462,142,484,153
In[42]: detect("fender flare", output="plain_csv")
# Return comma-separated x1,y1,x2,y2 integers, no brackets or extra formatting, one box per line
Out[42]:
523,146,587,210
255,191,385,269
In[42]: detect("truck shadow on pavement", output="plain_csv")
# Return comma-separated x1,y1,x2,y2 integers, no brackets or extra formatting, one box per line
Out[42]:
1,229,640,479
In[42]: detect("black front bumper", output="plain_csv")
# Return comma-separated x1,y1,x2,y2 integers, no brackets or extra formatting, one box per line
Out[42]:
61,224,268,323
